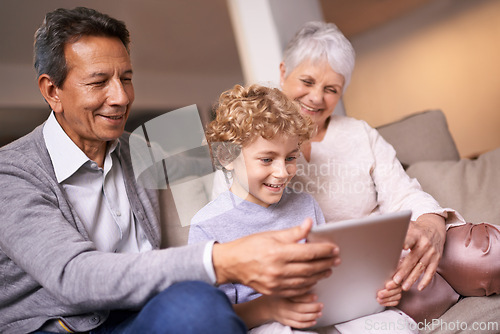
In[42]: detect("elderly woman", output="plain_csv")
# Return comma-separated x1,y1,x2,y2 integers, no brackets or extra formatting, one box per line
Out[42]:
278,20,499,301
279,21,459,295
211,21,499,331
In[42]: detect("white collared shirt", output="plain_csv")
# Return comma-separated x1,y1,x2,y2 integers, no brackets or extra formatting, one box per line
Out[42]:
43,112,152,253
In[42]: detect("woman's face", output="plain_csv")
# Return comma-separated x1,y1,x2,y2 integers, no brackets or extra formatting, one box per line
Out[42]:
280,59,344,129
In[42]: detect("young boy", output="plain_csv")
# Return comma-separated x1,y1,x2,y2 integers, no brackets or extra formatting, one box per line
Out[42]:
188,84,410,333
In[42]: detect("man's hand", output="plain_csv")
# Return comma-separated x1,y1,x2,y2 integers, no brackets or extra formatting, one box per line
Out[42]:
212,218,340,297
392,214,446,291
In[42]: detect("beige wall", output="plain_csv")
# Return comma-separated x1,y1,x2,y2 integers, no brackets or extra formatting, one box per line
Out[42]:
343,0,500,158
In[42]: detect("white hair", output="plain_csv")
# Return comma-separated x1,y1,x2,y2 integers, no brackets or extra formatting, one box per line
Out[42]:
282,21,355,90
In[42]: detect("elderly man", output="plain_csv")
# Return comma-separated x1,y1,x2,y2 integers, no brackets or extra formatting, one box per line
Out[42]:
0,7,337,333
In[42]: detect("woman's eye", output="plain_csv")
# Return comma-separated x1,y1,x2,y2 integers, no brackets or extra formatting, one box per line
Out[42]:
300,79,313,86
326,87,338,94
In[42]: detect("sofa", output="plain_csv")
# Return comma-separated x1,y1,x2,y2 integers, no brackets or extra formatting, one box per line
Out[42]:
377,109,500,333
159,109,500,333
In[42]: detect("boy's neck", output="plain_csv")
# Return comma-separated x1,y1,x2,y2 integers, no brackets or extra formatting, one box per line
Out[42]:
229,186,271,208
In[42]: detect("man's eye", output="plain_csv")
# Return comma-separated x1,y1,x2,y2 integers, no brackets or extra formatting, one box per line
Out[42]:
90,81,106,87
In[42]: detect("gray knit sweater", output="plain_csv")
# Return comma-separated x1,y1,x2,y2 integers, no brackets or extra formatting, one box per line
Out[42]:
0,125,210,333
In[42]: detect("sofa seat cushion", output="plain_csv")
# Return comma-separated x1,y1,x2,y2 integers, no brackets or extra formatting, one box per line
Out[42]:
406,148,500,225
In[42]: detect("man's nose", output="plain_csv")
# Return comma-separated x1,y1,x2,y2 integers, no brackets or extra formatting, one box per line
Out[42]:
108,79,130,106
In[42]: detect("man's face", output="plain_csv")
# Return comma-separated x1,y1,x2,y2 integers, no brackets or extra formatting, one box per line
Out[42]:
53,35,134,154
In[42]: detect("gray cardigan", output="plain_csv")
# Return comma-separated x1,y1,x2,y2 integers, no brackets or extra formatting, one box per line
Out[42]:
0,125,210,333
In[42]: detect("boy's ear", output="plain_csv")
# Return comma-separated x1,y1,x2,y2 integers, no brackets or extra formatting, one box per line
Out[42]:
213,143,238,171
38,74,62,113
223,161,234,171
218,154,234,171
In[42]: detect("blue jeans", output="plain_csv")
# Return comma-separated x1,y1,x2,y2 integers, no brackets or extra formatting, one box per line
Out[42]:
34,281,247,334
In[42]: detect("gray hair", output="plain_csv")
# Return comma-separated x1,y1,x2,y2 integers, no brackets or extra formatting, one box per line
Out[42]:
282,21,355,90
34,7,130,88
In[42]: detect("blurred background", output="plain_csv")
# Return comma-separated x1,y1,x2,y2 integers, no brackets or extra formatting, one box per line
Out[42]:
1,0,499,158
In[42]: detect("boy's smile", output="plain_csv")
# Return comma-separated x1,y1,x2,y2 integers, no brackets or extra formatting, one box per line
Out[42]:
228,134,300,207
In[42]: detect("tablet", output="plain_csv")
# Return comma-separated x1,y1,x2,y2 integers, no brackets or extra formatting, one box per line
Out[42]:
306,210,411,328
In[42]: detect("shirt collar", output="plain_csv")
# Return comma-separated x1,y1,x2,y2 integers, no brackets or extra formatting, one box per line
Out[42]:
43,112,120,183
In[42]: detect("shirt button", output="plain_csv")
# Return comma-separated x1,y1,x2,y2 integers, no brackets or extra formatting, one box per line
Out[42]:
90,315,100,324
90,162,98,169
116,211,122,217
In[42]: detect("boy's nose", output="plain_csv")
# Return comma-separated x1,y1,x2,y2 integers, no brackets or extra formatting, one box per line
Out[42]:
272,161,289,178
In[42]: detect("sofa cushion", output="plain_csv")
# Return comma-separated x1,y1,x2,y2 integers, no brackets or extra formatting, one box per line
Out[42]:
406,148,500,225
377,110,460,168
422,294,500,334
160,173,215,248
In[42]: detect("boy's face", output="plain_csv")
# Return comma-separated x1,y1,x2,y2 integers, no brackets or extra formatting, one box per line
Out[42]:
228,134,300,207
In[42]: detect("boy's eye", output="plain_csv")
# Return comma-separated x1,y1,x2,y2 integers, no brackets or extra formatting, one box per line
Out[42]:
286,156,298,162
260,158,272,164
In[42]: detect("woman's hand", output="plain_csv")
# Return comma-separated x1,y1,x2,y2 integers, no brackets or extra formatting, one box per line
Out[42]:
393,214,446,291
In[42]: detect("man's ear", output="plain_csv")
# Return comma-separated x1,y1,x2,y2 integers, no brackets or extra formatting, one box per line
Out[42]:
38,74,62,113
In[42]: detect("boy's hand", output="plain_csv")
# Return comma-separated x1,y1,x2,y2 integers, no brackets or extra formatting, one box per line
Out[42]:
266,293,324,329
213,218,340,297
376,280,403,307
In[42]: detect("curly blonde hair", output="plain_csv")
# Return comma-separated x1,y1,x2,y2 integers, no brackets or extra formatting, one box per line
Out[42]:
206,84,315,170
